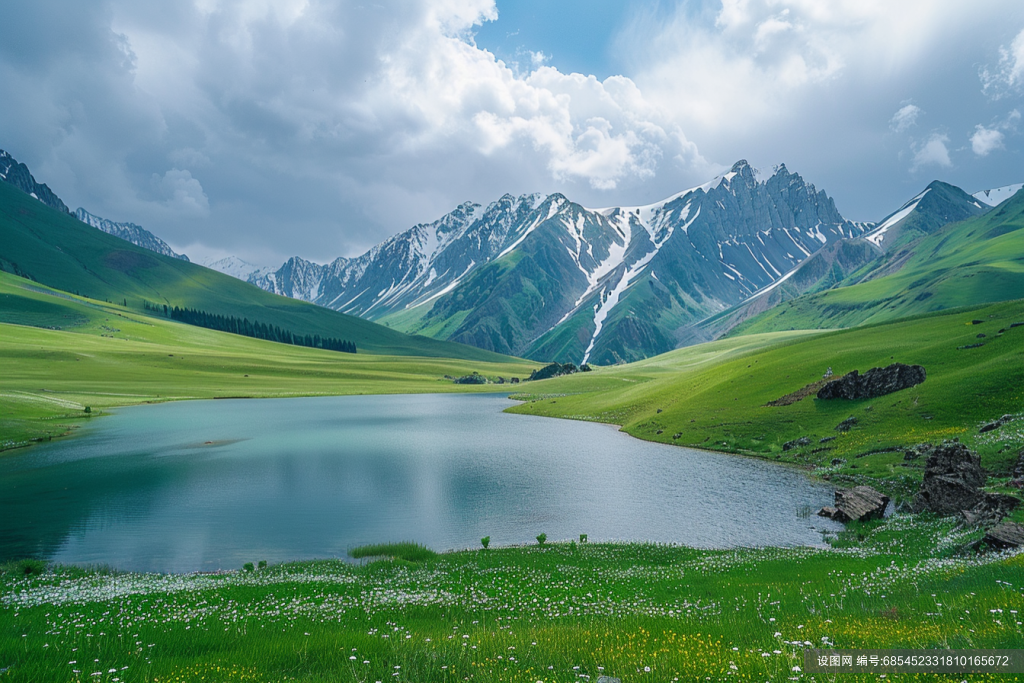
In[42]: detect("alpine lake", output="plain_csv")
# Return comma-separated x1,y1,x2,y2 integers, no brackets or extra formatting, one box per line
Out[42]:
0,393,842,572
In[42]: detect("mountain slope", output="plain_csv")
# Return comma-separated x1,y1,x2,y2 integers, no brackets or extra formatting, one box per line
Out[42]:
75,208,190,261
0,180,516,361
862,180,987,250
732,187,1024,334
0,149,71,215
248,161,868,364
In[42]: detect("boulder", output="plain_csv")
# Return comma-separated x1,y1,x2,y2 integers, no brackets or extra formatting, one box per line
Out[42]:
983,521,1024,549
453,373,488,385
817,363,926,400
979,414,1017,433
783,436,812,451
961,493,1020,527
1014,449,1024,479
597,677,622,683
829,486,890,522
817,506,839,518
913,441,986,515
528,362,578,381
903,443,934,461
835,416,858,432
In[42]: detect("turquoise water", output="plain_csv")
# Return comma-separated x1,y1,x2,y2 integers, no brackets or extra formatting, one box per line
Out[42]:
0,394,841,572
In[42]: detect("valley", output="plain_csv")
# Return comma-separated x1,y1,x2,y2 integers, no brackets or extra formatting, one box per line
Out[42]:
2,147,1024,683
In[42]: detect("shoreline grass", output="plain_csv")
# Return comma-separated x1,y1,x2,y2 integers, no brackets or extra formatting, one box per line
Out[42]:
1,516,1021,682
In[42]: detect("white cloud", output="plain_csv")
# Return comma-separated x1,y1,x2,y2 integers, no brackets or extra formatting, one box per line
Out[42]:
970,125,1004,156
153,169,209,215
981,27,1024,97
3,0,1024,260
912,133,952,170
625,1,990,137
890,104,921,133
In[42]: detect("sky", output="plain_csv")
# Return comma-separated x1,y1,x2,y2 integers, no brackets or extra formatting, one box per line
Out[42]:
2,0,1023,267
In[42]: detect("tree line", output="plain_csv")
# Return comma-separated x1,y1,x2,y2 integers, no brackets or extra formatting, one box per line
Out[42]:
144,301,356,353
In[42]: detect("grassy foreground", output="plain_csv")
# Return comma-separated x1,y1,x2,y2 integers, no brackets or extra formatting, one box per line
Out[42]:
509,299,1024,505
0,520,1021,683
0,272,536,452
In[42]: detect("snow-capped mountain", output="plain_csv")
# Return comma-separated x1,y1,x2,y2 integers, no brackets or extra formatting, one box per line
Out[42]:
0,149,71,215
973,183,1023,207
75,208,189,261
250,161,873,364
201,255,272,280
863,181,987,250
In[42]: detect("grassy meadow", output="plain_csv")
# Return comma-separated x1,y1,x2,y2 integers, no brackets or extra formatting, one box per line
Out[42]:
1,518,1021,683
0,272,536,453
0,181,512,362
509,299,1024,506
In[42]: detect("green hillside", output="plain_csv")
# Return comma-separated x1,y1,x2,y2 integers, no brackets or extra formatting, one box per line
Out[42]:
510,298,1024,502
731,189,1024,335
0,272,537,452
0,181,511,362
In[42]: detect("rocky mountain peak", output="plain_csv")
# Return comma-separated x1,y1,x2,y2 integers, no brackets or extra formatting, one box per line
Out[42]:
75,208,189,261
0,148,71,214
730,159,752,174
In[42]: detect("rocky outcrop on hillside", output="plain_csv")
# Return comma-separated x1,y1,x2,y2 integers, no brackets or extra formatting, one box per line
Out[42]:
816,363,926,400
979,414,1018,433
528,362,587,381
913,440,1020,525
0,149,71,214
914,441,986,515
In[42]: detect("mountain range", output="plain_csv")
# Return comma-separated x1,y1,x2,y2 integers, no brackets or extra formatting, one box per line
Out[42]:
238,161,879,364
3,145,1021,365
75,208,190,261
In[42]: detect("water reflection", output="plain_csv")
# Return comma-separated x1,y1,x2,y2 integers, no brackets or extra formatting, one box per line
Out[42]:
0,394,841,572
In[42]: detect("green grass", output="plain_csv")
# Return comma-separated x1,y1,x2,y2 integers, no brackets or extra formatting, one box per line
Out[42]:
1,517,1021,682
0,272,538,452
0,181,510,361
508,300,1024,504
349,542,439,564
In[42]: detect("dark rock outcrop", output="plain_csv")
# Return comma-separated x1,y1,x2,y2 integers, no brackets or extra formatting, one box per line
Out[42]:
979,414,1017,433
913,441,986,515
453,373,487,385
903,443,934,461
961,493,1020,527
835,416,858,432
818,486,889,522
817,363,926,400
984,521,1024,549
783,436,812,451
528,362,578,381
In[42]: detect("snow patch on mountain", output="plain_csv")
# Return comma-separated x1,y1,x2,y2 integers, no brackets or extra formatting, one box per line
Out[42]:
973,183,1023,207
201,255,271,280
76,208,189,261
865,189,929,247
